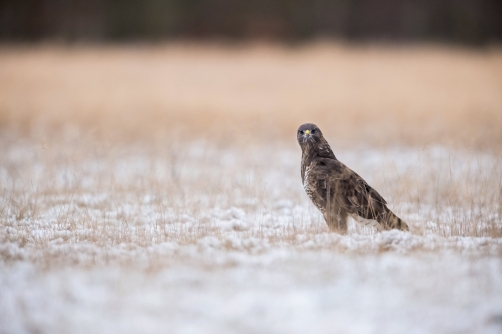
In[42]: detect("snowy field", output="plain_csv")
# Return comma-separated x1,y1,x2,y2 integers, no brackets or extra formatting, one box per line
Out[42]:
1,44,501,333
1,133,501,334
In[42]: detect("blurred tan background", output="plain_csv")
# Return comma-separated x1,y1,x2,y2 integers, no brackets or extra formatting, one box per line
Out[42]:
1,43,501,149
1,1,502,149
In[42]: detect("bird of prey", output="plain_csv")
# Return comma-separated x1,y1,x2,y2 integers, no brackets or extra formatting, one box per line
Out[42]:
297,123,409,234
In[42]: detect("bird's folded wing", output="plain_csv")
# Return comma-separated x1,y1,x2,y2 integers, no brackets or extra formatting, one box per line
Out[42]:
314,158,387,218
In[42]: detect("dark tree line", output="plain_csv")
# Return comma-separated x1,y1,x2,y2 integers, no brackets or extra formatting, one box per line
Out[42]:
1,0,501,44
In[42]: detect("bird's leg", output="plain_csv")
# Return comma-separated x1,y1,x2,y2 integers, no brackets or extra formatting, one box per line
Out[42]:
324,183,348,234
325,206,348,234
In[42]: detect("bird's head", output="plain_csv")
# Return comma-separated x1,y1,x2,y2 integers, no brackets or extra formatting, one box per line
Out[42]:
297,123,324,148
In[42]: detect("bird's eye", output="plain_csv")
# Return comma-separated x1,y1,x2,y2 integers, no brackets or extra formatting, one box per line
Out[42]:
311,129,316,134
299,130,304,135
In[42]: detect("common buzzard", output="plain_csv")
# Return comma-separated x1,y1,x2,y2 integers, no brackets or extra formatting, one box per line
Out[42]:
297,123,409,234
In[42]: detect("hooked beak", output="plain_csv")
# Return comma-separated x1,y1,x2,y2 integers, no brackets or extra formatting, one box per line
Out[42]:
304,129,311,138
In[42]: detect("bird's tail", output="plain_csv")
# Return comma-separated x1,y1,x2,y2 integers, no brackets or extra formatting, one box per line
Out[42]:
380,210,409,231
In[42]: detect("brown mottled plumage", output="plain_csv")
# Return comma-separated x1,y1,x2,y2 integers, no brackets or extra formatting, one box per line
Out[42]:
297,123,409,234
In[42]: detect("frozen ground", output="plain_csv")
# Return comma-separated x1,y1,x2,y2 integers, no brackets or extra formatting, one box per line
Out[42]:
1,134,501,334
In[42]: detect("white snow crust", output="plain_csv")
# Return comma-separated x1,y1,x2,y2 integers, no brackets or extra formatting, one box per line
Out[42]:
1,137,501,334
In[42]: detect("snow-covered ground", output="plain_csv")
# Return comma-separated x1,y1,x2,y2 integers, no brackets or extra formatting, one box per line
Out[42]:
1,134,501,333
2,252,501,334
